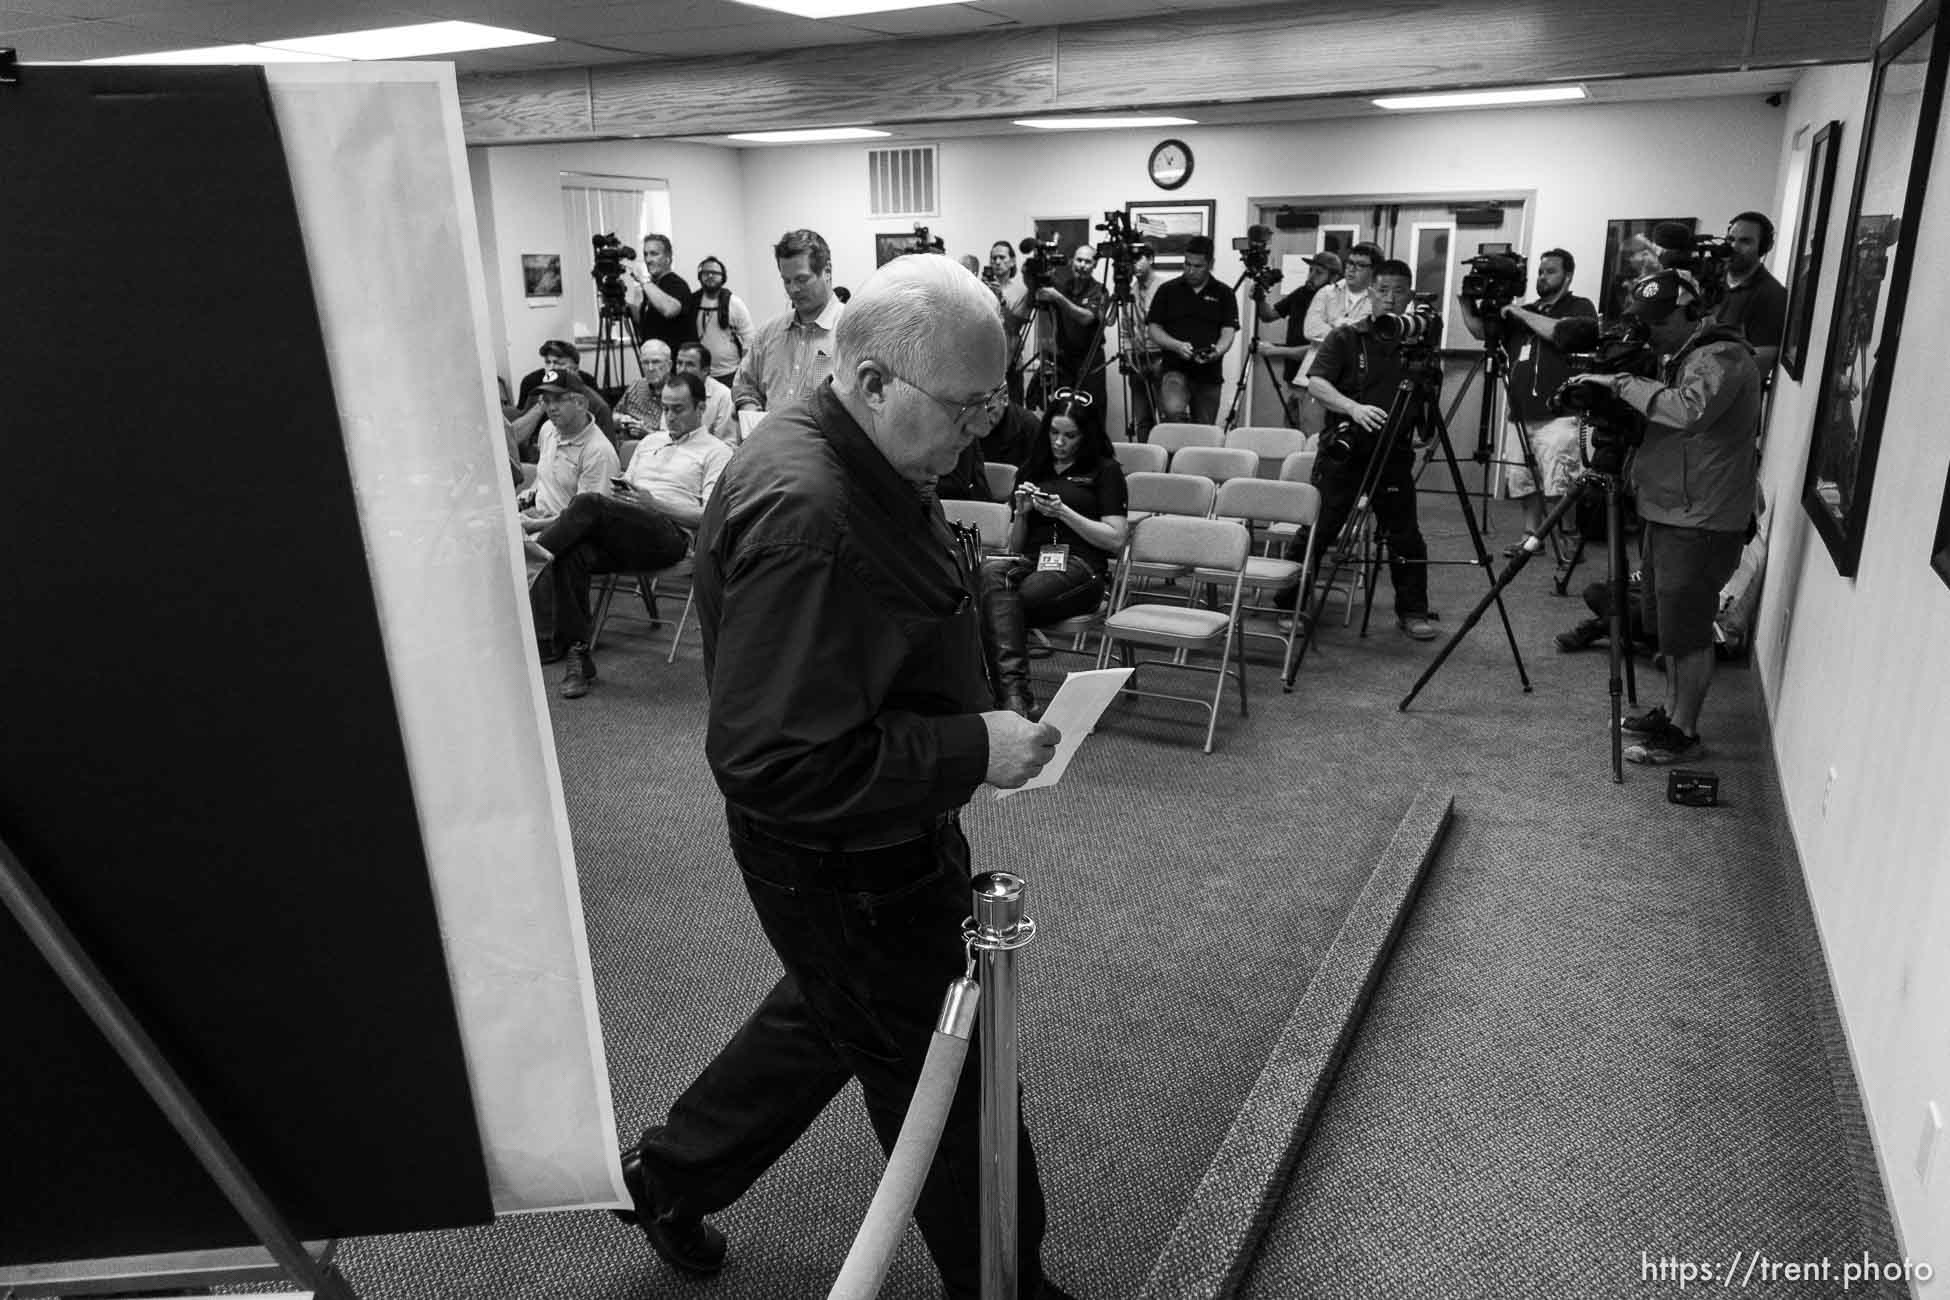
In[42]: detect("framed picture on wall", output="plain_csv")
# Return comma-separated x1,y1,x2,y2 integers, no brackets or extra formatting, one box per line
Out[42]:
1601,217,1693,322
1780,121,1841,382
874,231,921,267
1126,199,1216,267
1803,1,1950,577
521,253,562,304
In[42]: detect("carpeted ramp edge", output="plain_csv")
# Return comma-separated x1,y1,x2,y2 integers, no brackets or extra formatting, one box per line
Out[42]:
1136,786,1455,1300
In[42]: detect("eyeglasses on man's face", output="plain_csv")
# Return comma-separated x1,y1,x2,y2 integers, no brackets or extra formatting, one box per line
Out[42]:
884,366,1009,425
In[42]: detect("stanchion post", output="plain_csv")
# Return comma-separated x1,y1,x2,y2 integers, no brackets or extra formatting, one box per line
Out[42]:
965,871,1035,1300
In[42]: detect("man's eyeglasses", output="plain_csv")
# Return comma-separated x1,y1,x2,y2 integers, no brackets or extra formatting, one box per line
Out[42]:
1050,387,1096,409
1345,259,1375,270
885,367,1009,424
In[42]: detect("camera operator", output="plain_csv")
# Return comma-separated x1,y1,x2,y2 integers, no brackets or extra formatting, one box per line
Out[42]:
1146,235,1237,425
1252,251,1341,430
1566,268,1761,766
1457,248,1598,545
629,234,694,354
1118,243,1168,440
1281,259,1439,640
1034,244,1111,411
1711,211,1786,375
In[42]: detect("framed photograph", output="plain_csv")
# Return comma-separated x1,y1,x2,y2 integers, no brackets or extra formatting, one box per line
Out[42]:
1804,2,1950,577
1601,217,1693,322
1033,216,1092,258
1126,199,1216,267
521,253,562,304
874,231,918,267
1781,121,1841,382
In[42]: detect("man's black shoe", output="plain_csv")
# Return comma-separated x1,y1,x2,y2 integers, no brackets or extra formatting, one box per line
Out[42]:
1554,618,1606,652
617,1149,726,1275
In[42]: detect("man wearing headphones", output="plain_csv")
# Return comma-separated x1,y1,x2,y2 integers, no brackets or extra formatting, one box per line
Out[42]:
1713,211,1786,375
1571,268,1761,766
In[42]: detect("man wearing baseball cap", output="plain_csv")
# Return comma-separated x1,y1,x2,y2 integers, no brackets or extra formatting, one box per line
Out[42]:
1568,268,1761,766
1253,250,1341,396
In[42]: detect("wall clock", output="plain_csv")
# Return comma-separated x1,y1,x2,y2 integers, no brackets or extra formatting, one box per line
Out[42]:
1148,138,1193,190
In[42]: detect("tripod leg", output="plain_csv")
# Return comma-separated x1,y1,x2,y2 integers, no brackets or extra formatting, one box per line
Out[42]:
1604,475,1635,782
1417,401,1532,693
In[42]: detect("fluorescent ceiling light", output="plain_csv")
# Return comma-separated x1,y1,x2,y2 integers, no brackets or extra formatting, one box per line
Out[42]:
265,22,553,60
728,0,964,17
82,22,551,65
83,44,346,64
1373,86,1586,110
728,127,892,142
1014,115,1199,130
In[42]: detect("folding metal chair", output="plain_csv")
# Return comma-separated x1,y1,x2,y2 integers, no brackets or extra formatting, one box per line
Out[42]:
1112,442,1168,476
983,461,1018,501
1094,514,1252,753
1212,477,1321,688
1169,445,1260,488
588,554,697,664
1148,422,1223,460
1223,425,1311,479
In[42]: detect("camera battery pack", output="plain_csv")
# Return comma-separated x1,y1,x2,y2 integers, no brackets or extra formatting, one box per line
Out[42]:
1667,769,1720,807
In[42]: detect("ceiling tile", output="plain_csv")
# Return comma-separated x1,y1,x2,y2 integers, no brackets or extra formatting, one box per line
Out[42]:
111,3,442,44
4,18,226,58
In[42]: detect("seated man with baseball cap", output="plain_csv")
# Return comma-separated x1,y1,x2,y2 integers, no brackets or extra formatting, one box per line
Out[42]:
1565,267,1761,766
525,371,731,699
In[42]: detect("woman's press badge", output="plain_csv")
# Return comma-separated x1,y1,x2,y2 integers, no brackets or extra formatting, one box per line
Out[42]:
1036,544,1070,572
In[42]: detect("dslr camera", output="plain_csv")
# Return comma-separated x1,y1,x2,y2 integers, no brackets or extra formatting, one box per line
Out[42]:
591,233,637,305
1231,224,1284,296
1548,317,1659,474
1372,292,1440,346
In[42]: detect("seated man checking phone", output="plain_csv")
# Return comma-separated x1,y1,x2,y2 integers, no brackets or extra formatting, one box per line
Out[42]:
526,371,733,699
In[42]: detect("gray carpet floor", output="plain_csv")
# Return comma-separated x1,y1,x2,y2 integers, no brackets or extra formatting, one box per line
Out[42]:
290,478,1895,1300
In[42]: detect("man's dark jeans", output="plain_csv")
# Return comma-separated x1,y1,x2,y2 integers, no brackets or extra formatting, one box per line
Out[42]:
534,492,688,652
1275,452,1429,615
636,811,1050,1300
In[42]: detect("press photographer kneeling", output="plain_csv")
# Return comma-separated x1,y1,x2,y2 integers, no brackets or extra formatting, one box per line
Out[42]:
1567,268,1760,766
1280,258,1440,641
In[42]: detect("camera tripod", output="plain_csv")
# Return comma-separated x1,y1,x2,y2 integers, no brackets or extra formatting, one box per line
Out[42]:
1284,354,1530,691
1451,322,1550,544
1400,437,1643,781
1009,294,1063,412
1220,273,1305,433
590,296,643,403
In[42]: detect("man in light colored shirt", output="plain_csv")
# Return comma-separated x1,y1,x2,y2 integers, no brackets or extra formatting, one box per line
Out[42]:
1303,241,1381,351
731,228,843,415
519,368,620,531
616,340,674,435
675,341,738,445
526,371,733,698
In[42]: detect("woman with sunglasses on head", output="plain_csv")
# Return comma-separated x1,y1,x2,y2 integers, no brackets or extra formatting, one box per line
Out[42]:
979,389,1129,719
684,257,755,387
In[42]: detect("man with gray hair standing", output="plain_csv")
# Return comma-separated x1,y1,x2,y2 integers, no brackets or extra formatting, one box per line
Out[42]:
617,255,1073,1300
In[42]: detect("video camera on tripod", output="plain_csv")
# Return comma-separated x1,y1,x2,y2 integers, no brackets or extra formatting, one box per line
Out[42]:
1016,235,1063,290
1459,243,1527,343
1548,316,1659,474
903,224,944,256
1092,210,1151,297
591,233,637,306
1649,221,1734,313
1230,225,1284,297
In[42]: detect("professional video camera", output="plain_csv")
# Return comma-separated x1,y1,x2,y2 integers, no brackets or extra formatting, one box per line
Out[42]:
1650,221,1734,311
1460,243,1527,317
902,224,945,256
1017,235,1062,290
591,233,637,305
1230,224,1284,296
1372,292,1441,346
1548,316,1659,474
1090,210,1151,299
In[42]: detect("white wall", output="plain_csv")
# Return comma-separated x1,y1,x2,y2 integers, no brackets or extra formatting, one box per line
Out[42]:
466,140,746,386
1756,40,1950,1284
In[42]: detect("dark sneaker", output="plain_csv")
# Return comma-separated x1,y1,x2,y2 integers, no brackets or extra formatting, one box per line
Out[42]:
1397,613,1437,641
616,1149,726,1275
1554,619,1605,652
1621,705,1670,735
1624,725,1704,766
560,643,596,699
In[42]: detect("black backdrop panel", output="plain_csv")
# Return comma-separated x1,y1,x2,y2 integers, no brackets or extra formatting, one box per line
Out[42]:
0,67,493,1264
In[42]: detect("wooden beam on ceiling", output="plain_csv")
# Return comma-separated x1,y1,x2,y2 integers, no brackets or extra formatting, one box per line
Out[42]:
456,0,1880,145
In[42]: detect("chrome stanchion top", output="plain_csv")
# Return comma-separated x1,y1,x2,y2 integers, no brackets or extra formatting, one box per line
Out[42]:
966,871,1035,951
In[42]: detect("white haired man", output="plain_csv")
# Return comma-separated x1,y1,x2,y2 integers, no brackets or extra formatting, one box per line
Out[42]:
615,339,674,435
617,255,1074,1300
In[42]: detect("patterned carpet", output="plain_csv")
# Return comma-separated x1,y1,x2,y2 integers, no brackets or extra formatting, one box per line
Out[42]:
274,480,1895,1300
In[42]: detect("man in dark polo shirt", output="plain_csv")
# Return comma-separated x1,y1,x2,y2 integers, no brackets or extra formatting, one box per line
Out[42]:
1034,243,1111,411
1458,248,1599,544
617,255,1074,1300
1713,211,1786,376
1147,235,1238,425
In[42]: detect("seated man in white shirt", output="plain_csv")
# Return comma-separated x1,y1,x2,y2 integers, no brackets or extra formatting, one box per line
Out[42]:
674,341,738,444
525,371,733,699
518,367,620,535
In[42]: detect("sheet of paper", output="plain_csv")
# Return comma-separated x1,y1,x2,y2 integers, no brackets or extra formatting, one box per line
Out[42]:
996,668,1132,798
739,408,766,441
